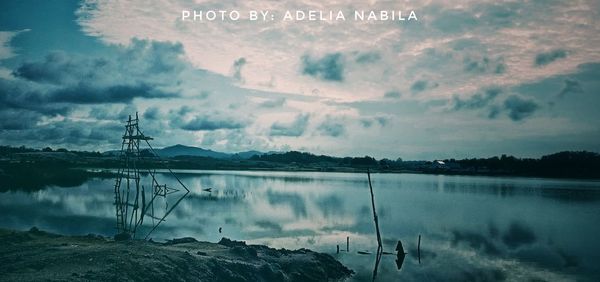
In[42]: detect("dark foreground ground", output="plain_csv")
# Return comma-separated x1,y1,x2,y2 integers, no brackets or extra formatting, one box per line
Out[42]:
0,228,353,281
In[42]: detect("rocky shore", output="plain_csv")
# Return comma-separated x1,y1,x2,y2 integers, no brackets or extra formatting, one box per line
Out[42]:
0,228,353,281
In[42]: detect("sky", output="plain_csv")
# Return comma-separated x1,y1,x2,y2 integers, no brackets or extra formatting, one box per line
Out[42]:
0,0,599,160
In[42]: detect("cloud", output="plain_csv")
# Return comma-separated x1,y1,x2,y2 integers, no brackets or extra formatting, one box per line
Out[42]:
1,118,122,146
463,56,506,74
374,116,389,126
317,116,345,137
15,39,185,85
354,51,381,64
411,80,438,93
51,83,175,104
175,113,247,131
75,0,600,106
487,105,501,119
429,2,522,34
199,129,271,152
383,90,401,99
0,78,69,115
2,0,599,158
557,79,583,97
503,95,539,121
180,117,245,131
451,88,542,121
232,57,246,82
258,97,286,108
431,9,479,34
301,53,344,82
534,49,568,67
453,88,502,110
360,116,390,128
0,38,190,148
143,106,161,120
254,220,283,233
360,119,373,128
270,114,309,137
0,30,29,61
8,40,185,105
0,109,41,130
13,51,103,85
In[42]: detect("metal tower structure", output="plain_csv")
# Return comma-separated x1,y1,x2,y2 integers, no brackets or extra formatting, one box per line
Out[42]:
114,112,189,239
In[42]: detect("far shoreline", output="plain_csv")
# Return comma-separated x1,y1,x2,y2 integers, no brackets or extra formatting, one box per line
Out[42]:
83,166,600,182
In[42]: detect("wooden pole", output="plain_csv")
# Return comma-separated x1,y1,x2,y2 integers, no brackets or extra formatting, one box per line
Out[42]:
367,169,383,252
346,236,349,252
337,244,340,254
418,234,421,264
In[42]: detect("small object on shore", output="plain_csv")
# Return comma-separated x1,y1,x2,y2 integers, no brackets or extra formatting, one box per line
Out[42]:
203,188,212,192
219,227,222,233
337,245,339,254
357,250,372,255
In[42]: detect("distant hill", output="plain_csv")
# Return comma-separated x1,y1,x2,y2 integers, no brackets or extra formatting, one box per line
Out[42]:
155,144,231,159
3,145,600,179
102,145,268,159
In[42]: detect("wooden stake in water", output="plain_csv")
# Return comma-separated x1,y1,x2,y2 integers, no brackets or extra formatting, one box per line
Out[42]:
418,235,421,264
367,169,383,253
368,169,384,282
347,236,349,252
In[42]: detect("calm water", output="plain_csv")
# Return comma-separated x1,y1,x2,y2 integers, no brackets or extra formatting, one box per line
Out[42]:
1,170,600,281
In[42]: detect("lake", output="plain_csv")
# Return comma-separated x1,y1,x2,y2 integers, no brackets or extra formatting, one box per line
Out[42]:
1,170,599,281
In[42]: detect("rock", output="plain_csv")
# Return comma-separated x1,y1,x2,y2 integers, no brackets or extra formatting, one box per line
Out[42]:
230,246,257,258
218,237,246,247
165,237,197,245
114,232,131,241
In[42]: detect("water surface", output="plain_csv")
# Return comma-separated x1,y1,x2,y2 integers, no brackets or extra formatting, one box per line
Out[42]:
1,171,599,281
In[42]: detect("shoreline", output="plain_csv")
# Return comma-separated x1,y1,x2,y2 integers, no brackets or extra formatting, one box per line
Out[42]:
0,227,353,281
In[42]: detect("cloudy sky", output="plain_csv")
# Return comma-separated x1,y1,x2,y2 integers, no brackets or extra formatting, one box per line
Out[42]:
0,0,599,159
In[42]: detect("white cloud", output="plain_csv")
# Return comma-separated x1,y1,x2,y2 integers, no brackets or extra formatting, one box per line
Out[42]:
76,0,600,103
0,30,27,60
1,0,594,158
0,29,29,79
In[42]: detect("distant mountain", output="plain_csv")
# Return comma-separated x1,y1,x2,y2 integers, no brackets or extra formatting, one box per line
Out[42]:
155,144,231,159
102,144,272,159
